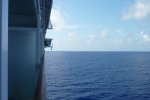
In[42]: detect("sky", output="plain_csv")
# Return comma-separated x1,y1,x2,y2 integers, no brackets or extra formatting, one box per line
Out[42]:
46,0,150,51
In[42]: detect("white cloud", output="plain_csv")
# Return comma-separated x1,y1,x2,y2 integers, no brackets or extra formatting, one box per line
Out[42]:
100,29,108,38
140,32,150,43
65,24,78,29
50,8,78,31
122,0,150,20
68,32,80,44
89,34,96,41
113,38,125,45
86,29,108,45
116,29,123,34
86,34,96,45
127,37,133,44
51,9,65,31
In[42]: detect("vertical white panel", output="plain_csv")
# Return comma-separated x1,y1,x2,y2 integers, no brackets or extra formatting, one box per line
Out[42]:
0,0,8,100
9,28,37,100
0,0,1,98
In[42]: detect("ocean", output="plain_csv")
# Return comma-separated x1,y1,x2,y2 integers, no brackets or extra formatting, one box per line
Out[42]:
45,51,150,100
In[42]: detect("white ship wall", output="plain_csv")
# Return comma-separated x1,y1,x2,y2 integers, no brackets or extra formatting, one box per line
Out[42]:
0,0,8,99
8,28,39,100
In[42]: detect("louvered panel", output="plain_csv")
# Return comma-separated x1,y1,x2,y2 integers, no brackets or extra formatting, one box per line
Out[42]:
8,29,38,100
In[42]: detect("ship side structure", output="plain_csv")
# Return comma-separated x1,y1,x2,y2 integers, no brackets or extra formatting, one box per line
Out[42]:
0,0,53,100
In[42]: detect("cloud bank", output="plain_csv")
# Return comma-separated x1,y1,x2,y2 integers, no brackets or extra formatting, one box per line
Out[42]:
122,0,150,20
51,8,78,31
140,32,150,43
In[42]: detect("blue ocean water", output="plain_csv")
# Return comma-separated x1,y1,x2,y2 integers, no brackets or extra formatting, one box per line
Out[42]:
45,51,150,100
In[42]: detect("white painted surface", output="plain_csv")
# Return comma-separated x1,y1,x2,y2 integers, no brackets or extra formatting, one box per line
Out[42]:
8,28,38,100
0,0,8,100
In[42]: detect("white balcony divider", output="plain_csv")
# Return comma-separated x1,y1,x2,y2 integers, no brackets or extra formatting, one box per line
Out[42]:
0,0,8,100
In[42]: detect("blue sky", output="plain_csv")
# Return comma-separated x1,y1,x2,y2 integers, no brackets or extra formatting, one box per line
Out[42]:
46,0,150,51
